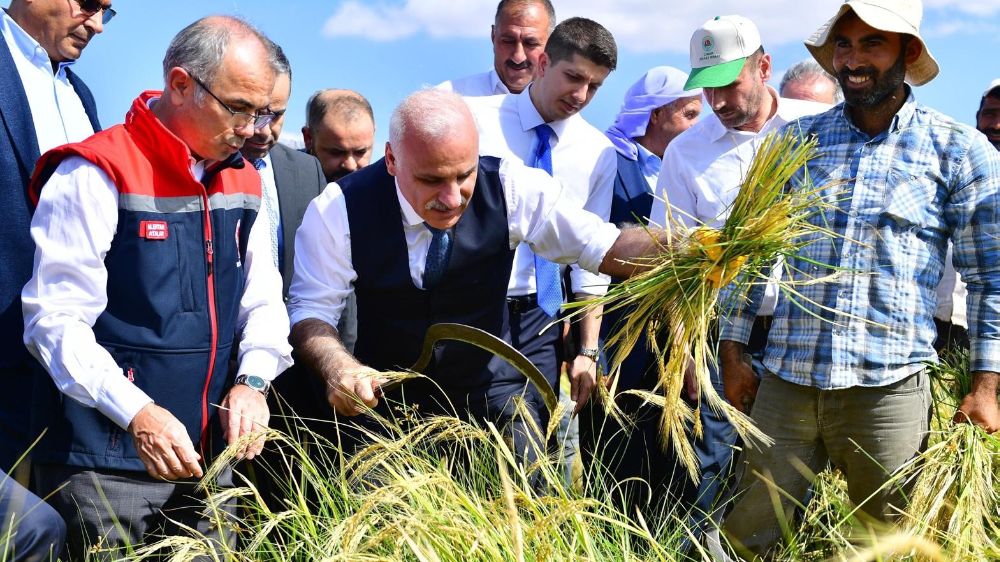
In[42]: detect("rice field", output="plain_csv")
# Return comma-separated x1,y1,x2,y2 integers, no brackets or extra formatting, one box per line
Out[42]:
15,130,997,562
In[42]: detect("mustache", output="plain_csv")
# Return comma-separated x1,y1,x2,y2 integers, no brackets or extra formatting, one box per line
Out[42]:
505,59,531,71
838,67,876,81
425,197,469,212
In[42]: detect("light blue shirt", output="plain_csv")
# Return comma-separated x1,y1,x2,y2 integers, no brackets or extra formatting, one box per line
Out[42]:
634,142,661,192
1,9,94,153
722,90,1000,388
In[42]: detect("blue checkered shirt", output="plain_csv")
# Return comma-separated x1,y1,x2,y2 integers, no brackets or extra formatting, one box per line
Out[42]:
721,91,1000,388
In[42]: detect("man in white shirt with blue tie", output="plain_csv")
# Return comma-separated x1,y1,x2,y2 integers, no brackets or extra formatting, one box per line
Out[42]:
463,18,617,442
438,0,554,97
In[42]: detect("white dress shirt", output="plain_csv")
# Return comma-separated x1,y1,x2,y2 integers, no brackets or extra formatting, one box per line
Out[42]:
437,69,511,97
22,156,294,431
1,9,94,152
935,244,968,328
652,91,828,315
465,86,617,297
287,158,621,329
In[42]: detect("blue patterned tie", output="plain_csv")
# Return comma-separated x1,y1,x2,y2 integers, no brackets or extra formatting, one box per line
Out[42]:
530,124,563,317
252,158,282,270
423,225,452,289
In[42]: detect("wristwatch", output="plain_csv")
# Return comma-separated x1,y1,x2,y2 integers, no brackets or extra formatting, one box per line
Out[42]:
234,374,271,397
578,347,600,361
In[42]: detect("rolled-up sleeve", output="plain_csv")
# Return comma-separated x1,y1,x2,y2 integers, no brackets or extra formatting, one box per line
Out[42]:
286,183,356,330
500,158,620,275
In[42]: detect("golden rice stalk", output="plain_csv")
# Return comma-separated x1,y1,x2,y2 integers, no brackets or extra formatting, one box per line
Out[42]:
567,129,841,480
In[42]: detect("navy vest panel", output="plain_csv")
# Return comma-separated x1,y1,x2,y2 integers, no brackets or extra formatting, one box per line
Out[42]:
33,178,257,471
601,152,658,389
610,152,654,227
343,157,514,391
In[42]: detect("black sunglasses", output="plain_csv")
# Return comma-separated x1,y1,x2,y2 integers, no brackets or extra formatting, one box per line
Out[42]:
75,0,116,24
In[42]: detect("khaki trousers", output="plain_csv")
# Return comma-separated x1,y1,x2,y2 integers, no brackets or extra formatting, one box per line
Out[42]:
723,370,931,559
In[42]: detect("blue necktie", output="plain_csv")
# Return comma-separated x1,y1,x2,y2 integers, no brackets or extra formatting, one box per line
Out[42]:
423,225,452,289
530,124,563,317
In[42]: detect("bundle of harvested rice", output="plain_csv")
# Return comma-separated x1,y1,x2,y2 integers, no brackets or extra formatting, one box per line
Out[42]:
568,128,843,479
893,351,1000,561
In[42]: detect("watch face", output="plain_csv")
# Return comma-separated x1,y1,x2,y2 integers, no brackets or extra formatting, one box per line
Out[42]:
246,375,266,389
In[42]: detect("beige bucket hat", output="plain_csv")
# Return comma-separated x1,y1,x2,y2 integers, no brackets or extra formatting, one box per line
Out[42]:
804,0,939,86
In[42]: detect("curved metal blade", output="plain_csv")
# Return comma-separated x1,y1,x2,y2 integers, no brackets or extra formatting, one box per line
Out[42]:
380,322,559,415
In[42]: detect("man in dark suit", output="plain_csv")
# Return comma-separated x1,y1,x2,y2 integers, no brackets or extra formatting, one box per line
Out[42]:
2,0,108,557
239,43,326,296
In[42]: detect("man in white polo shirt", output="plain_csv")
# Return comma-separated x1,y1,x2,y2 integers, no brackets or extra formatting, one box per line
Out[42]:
649,14,827,547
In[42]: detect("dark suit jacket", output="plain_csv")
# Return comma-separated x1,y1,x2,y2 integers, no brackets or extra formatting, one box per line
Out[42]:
267,143,326,297
1,34,100,468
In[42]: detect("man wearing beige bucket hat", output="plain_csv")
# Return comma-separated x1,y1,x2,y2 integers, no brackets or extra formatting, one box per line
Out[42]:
719,0,1000,557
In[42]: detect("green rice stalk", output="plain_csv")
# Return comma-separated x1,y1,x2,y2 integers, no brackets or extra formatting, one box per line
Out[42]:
885,351,1000,561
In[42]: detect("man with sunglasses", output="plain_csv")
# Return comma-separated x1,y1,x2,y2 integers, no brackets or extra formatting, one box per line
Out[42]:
21,16,292,558
1,0,110,557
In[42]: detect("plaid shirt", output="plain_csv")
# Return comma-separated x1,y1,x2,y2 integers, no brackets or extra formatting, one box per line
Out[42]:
721,91,1000,388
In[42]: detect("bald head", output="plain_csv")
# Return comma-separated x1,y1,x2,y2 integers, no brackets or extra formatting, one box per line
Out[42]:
386,90,479,230
388,89,476,151
303,89,376,182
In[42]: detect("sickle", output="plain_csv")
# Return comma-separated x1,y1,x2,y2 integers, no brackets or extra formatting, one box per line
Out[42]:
379,322,559,415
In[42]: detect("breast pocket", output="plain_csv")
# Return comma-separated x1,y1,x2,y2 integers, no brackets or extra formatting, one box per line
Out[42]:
879,170,939,230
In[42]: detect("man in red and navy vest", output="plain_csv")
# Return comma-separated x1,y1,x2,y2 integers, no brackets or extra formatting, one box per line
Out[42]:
21,16,292,559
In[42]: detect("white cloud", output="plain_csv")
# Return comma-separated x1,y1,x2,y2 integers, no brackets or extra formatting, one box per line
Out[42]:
925,0,1000,17
924,18,1000,37
322,0,999,51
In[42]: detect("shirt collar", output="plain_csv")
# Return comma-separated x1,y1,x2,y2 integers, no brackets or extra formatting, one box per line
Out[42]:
839,84,917,138
516,84,570,140
488,68,512,95
394,177,425,227
635,142,661,176
1,9,72,74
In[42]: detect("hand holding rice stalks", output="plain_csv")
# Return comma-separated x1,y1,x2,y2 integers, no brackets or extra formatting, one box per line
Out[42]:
891,351,1000,561
569,129,840,480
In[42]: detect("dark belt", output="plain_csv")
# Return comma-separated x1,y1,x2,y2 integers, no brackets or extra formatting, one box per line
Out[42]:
747,315,774,356
506,294,538,314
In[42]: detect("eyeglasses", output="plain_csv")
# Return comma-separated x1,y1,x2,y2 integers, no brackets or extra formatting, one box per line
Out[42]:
74,0,116,24
186,72,275,130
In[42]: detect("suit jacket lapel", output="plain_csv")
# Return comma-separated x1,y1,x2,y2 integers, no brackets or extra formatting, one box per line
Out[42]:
0,38,40,177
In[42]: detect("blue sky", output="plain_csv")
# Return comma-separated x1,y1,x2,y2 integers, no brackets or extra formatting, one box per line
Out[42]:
54,0,1000,156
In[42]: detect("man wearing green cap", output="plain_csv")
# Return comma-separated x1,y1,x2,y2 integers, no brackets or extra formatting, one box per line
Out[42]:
649,14,828,554
719,1,1000,558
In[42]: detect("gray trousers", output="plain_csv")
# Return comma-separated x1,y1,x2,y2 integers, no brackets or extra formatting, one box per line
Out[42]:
723,370,931,559
34,465,236,562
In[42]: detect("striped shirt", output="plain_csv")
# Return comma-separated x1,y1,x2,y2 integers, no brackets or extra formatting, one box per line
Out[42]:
721,90,1000,388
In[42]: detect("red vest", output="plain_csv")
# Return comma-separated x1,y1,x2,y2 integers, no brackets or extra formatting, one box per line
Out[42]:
29,91,262,471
